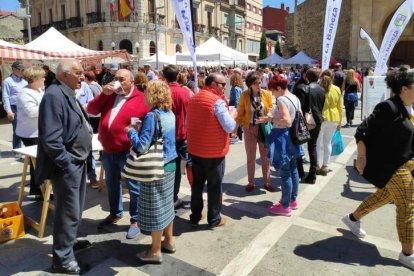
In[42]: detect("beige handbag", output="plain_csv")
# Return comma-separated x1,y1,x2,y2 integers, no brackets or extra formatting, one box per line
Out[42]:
305,86,316,130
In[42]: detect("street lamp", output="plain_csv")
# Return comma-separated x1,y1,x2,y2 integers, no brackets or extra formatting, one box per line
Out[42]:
135,41,140,67
111,41,115,50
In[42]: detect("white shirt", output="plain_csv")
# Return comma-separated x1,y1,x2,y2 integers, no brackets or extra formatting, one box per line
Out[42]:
16,86,44,138
108,86,134,128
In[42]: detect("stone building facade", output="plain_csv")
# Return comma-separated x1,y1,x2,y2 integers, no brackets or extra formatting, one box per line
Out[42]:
285,0,414,68
0,12,24,44
22,0,249,68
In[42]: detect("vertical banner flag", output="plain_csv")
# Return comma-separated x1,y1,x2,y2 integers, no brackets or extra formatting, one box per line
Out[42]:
118,0,133,21
109,0,115,21
321,0,343,71
359,27,379,60
172,0,198,92
374,0,414,76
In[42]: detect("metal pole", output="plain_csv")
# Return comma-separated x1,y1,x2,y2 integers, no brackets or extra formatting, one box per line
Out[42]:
25,0,32,42
154,0,158,70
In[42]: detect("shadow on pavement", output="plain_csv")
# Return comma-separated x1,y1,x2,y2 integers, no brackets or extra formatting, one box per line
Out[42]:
294,229,401,268
341,165,375,202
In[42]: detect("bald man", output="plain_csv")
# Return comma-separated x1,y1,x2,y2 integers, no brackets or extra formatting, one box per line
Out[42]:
35,59,93,274
87,68,150,239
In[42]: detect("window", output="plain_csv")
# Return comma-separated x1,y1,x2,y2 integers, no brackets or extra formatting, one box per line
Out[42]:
207,11,212,29
245,22,250,29
259,9,262,15
38,12,41,26
61,5,65,21
247,3,251,11
148,0,155,23
253,7,256,13
96,0,101,13
176,44,182,53
223,37,228,46
49,8,53,24
223,13,228,27
257,26,261,32
239,40,243,52
75,0,80,17
149,41,156,56
98,40,103,51
236,15,242,30
192,7,198,24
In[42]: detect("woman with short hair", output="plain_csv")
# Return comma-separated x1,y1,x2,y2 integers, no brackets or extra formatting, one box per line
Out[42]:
16,67,45,197
134,72,149,92
236,71,273,192
125,80,177,264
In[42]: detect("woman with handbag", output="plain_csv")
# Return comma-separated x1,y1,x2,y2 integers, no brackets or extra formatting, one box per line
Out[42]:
316,70,343,176
343,69,361,127
236,71,273,192
342,68,414,270
124,80,177,264
257,75,302,216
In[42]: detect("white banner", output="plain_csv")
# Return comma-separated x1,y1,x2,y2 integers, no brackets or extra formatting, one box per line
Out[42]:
172,0,198,92
359,27,379,60
374,0,414,76
321,0,343,71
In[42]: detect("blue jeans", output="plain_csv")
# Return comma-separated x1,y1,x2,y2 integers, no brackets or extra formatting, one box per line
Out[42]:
268,128,300,208
11,105,21,149
101,151,139,223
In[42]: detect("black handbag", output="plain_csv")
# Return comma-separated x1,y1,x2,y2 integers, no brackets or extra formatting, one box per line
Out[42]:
284,96,311,145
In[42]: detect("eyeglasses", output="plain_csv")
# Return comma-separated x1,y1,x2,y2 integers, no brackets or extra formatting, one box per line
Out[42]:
253,81,261,85
215,81,226,87
114,77,126,82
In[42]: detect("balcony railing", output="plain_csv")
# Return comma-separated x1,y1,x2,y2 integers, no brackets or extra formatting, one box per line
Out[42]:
147,13,165,25
208,26,220,37
195,23,205,33
86,12,105,24
53,20,67,30
67,17,82,28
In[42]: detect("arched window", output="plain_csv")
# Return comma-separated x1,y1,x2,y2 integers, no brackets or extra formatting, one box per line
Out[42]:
149,41,156,56
175,44,182,53
120,39,133,54
98,40,103,51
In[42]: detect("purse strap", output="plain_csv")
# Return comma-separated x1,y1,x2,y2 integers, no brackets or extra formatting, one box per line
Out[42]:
306,85,312,113
152,111,163,143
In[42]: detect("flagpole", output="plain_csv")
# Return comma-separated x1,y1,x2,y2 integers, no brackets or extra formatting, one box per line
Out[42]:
189,0,198,92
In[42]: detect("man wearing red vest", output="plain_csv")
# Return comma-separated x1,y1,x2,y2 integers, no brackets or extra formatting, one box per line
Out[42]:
162,65,193,209
187,73,238,227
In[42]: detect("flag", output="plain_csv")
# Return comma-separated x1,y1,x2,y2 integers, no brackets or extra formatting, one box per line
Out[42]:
172,0,199,92
374,0,414,76
359,28,379,60
321,0,343,71
109,0,115,20
118,0,133,21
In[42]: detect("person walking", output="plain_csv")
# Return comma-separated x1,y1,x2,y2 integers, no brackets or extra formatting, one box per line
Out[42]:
126,80,177,264
187,73,238,227
342,67,414,270
236,71,273,192
343,69,361,127
316,70,343,176
35,59,93,274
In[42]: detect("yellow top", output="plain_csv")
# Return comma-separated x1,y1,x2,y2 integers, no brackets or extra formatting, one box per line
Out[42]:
236,89,273,128
322,85,343,123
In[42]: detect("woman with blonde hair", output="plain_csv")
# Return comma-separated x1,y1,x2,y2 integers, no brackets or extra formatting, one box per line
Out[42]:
343,69,361,127
134,71,149,92
236,71,273,192
16,67,45,197
317,70,343,175
125,80,177,264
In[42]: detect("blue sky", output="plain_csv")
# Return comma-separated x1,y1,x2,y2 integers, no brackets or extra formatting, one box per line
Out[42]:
263,0,305,11
0,0,20,12
0,0,305,13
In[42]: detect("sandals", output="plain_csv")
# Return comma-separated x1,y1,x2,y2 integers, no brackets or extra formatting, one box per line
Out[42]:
263,184,275,192
245,184,255,192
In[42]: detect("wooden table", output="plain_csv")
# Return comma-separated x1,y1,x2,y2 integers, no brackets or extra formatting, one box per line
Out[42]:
13,134,104,238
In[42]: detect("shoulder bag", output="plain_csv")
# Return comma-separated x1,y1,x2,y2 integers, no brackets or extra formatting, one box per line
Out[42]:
121,112,164,182
284,96,311,145
305,85,316,130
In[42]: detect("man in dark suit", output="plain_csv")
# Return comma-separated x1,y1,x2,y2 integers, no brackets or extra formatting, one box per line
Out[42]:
36,59,93,274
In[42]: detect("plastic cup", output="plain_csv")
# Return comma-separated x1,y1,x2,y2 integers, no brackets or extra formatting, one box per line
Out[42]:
131,117,141,126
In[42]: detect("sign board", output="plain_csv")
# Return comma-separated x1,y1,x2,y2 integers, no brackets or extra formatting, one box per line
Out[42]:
362,76,391,119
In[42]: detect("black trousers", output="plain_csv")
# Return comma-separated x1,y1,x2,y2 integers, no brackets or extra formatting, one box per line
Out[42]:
51,162,86,266
20,137,39,193
174,139,190,202
190,155,225,226
345,104,356,124
307,125,321,179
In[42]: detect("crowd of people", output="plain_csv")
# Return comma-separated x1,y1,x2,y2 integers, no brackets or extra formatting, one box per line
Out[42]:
2,58,414,272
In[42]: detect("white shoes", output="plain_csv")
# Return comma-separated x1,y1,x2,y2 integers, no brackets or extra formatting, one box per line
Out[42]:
399,252,414,270
341,214,366,238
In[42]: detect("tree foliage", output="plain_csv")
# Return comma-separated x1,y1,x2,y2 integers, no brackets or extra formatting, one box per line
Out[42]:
259,32,268,61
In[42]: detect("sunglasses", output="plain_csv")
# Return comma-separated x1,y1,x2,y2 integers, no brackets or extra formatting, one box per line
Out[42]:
215,81,226,87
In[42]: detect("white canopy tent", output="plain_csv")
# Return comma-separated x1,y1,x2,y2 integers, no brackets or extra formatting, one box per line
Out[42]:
257,53,286,65
176,37,255,67
282,51,317,65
